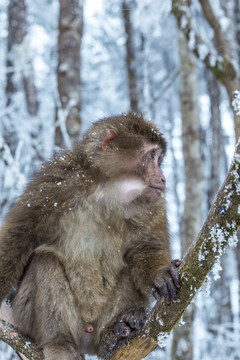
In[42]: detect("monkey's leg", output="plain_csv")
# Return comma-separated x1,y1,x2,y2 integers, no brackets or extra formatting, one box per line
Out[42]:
97,274,149,358
12,251,90,360
98,307,147,357
43,341,83,360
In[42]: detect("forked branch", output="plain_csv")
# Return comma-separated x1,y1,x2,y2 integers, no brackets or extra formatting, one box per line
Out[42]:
172,0,240,140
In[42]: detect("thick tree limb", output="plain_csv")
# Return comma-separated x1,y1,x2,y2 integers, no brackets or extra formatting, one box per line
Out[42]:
0,142,240,359
0,318,43,360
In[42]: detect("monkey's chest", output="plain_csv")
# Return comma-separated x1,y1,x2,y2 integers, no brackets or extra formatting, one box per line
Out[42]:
64,251,123,322
61,228,125,313
59,211,127,313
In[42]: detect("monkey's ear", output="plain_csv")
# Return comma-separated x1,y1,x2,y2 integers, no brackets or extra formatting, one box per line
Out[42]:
102,129,118,151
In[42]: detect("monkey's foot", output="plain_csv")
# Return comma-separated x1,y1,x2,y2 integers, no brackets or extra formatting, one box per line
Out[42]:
153,259,182,304
113,308,147,341
98,308,147,358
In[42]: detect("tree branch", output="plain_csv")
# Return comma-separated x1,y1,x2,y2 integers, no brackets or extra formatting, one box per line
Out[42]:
0,318,43,360
171,0,237,82
0,142,240,360
198,0,230,60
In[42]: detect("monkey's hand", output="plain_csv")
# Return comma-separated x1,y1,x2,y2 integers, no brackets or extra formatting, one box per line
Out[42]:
153,259,181,304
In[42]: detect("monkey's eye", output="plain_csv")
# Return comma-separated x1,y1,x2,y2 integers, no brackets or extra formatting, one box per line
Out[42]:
150,149,156,159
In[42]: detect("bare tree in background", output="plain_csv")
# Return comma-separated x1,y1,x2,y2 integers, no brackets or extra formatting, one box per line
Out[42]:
206,72,227,209
6,0,39,118
1,0,40,218
121,0,139,112
55,0,84,148
4,0,39,154
235,0,240,64
204,70,234,356
171,26,204,360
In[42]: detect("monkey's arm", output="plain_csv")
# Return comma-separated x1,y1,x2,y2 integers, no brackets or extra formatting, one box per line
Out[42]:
124,236,181,303
0,202,55,302
0,208,37,302
0,161,76,303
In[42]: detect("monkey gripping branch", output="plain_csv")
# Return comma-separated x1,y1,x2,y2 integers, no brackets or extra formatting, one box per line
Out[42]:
0,138,239,360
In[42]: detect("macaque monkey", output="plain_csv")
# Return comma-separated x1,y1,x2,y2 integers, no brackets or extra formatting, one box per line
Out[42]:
0,113,181,359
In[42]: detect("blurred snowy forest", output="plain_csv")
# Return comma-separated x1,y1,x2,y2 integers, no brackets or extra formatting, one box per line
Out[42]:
0,0,240,359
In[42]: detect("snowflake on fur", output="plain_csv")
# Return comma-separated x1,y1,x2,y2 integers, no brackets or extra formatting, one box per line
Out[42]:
232,90,240,116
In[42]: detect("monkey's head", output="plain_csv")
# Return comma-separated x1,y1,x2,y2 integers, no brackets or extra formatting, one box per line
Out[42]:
81,113,167,204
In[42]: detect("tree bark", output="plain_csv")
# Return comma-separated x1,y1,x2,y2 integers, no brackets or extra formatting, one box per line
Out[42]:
6,0,39,117
0,318,43,360
178,30,204,252
171,26,204,360
1,141,239,360
205,71,236,354
198,0,240,140
1,0,40,220
235,0,240,64
56,0,84,149
121,0,139,112
207,72,223,209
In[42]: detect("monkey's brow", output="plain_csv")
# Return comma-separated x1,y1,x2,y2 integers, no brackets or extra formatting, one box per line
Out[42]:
146,146,162,155
142,144,160,153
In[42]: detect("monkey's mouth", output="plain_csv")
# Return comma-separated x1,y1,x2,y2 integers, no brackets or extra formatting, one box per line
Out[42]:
149,185,165,192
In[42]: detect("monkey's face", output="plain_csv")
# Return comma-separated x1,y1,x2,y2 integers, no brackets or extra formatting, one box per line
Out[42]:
100,129,166,205
136,144,166,203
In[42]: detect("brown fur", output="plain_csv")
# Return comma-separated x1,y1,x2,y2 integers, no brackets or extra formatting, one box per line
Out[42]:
0,113,174,359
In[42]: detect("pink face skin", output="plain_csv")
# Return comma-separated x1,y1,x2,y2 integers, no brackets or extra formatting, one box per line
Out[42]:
137,144,166,202
101,132,166,204
111,144,166,204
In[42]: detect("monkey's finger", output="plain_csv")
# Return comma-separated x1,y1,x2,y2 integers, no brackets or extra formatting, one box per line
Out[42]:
170,263,181,288
129,317,141,329
171,259,182,268
155,283,170,304
166,278,179,303
113,322,131,337
139,307,147,322
124,308,146,329
153,289,161,301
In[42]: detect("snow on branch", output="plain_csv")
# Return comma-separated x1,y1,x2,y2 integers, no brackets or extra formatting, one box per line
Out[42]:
232,91,240,116
0,318,43,360
171,0,237,83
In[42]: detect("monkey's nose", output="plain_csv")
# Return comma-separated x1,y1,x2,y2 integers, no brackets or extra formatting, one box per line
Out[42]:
160,176,166,185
